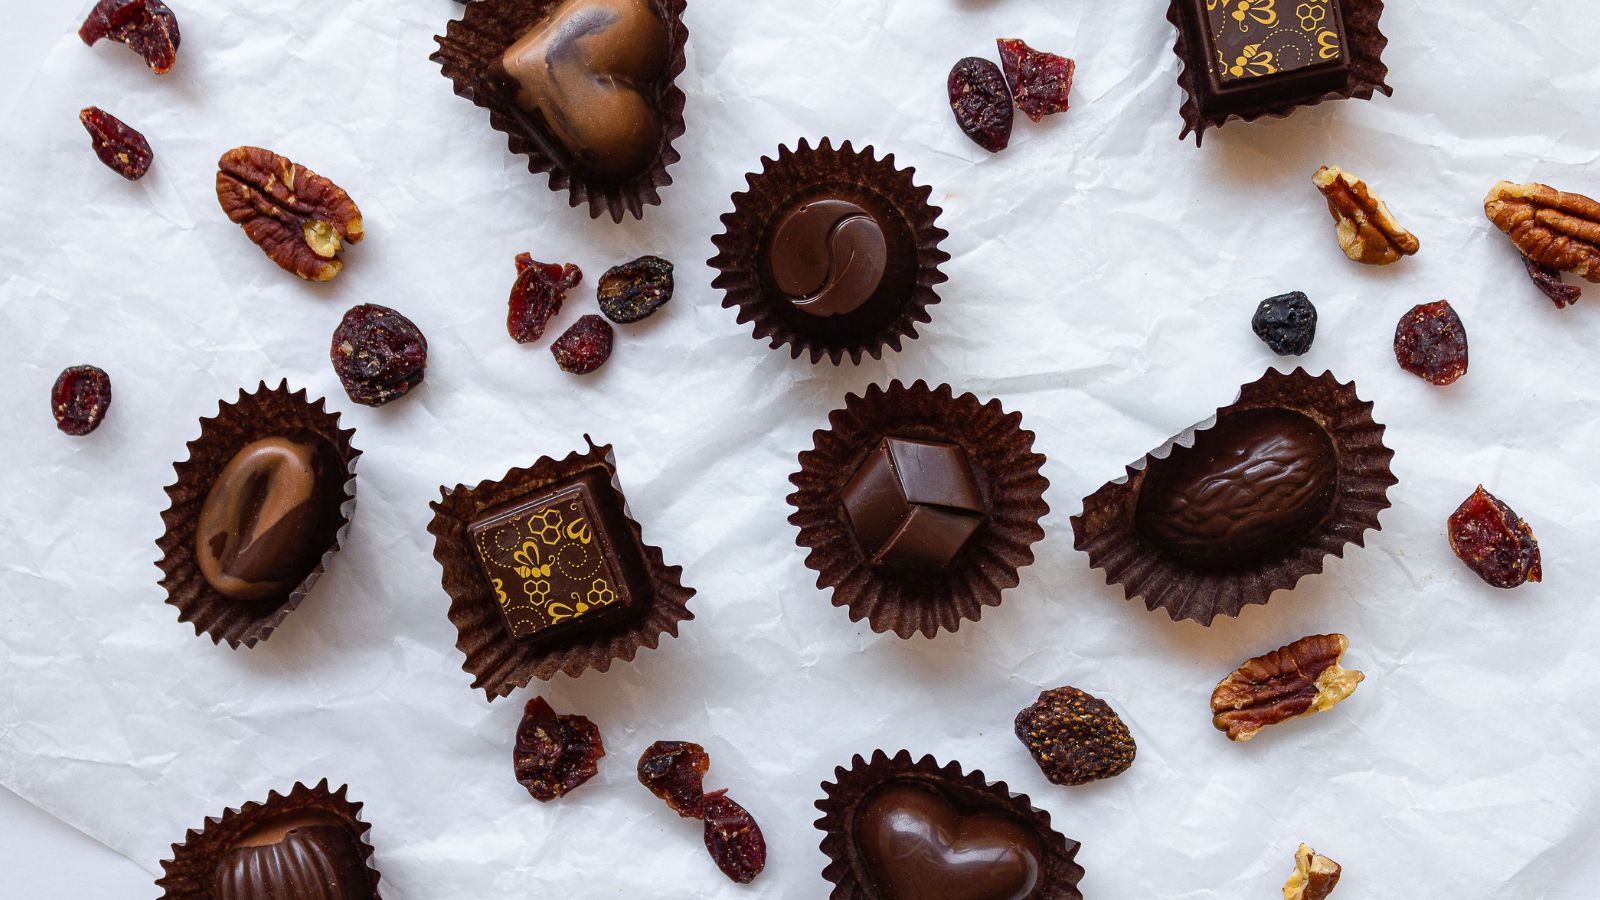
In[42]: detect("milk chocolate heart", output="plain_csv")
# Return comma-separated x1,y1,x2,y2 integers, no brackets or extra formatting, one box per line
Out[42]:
496,0,668,180
855,782,1043,900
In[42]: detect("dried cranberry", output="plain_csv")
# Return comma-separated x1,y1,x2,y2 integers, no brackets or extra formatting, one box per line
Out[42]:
1394,300,1467,386
702,791,766,884
550,315,613,375
509,253,581,343
637,741,710,819
330,303,427,406
948,57,1013,153
79,0,181,75
997,38,1075,122
79,107,153,180
513,697,605,802
51,365,112,436
598,256,674,324
1448,486,1541,589
1522,254,1581,309
1251,291,1317,356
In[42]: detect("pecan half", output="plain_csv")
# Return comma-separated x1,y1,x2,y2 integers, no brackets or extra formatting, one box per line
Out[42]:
1485,181,1600,283
1313,166,1419,265
215,147,363,281
1211,634,1363,742
1283,844,1341,900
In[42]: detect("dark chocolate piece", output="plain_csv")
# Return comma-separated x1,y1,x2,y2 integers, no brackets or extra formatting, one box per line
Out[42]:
493,0,669,181
767,197,888,318
468,468,647,642
214,820,375,900
841,436,987,571
856,782,1045,900
1167,0,1392,143
1136,408,1337,567
196,435,344,603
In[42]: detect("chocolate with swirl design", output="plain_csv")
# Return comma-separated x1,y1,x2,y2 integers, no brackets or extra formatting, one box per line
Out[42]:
767,196,889,318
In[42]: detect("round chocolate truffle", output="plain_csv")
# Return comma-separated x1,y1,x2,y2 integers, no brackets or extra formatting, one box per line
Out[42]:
766,197,889,318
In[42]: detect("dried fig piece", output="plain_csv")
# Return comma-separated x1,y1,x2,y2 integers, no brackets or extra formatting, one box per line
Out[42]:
1313,166,1419,265
1448,486,1541,589
1485,181,1600,282
637,740,710,819
51,365,112,436
216,147,364,282
509,254,581,344
1393,300,1468,386
1522,254,1582,309
997,38,1075,122
513,697,604,802
1211,634,1364,742
79,107,152,180
948,57,1014,153
79,0,180,75
1015,686,1135,786
1283,844,1342,900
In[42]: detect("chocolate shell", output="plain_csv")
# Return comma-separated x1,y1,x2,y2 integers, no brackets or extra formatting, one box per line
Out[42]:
815,750,1084,900
1072,368,1396,624
788,381,1048,639
157,780,381,900
431,0,688,222
710,138,949,365
156,381,360,649
427,437,695,698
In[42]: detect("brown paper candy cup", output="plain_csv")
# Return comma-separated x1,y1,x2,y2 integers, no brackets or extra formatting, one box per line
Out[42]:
431,0,689,222
427,437,695,699
710,138,950,365
787,381,1047,638
156,381,360,649
1072,368,1397,625
815,749,1085,900
157,779,382,899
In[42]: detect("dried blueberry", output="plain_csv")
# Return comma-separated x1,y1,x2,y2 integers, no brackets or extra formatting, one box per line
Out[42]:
598,256,673,324
1251,291,1317,356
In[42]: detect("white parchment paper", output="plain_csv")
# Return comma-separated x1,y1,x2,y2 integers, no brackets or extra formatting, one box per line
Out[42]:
4,1,1600,896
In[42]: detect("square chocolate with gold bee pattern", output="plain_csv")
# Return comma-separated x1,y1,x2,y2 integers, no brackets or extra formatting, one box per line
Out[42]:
467,469,644,642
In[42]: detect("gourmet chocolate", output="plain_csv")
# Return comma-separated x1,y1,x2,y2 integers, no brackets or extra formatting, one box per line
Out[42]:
857,782,1044,900
767,197,889,318
1073,369,1396,624
711,139,948,365
493,0,668,181
816,751,1084,900
841,436,987,570
467,468,647,642
1166,0,1392,143
1135,408,1337,568
214,819,375,900
196,435,344,603
428,440,695,697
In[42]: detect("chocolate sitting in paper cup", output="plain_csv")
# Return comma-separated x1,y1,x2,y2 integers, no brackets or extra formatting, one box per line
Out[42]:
767,197,889,318
196,436,345,603
1166,0,1393,143
215,819,375,900
841,436,988,570
492,0,668,181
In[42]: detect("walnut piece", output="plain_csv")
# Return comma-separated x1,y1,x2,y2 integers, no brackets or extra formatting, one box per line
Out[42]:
1282,844,1341,900
1211,634,1363,742
1313,166,1419,265
216,147,363,281
1485,181,1600,283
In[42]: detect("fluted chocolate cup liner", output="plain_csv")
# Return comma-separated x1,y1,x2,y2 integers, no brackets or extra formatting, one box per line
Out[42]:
709,138,950,365
431,0,689,222
1072,368,1396,625
156,381,360,649
815,750,1085,900
157,779,382,898
787,381,1047,638
428,438,695,699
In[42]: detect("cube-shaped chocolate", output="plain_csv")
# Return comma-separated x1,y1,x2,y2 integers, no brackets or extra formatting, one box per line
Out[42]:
841,437,988,571
468,469,645,641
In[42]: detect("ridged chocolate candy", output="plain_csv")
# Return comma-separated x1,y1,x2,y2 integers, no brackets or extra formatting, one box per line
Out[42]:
214,821,375,900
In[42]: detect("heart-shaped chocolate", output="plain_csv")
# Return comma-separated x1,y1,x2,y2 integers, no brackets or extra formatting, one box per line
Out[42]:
496,0,668,180
855,782,1044,900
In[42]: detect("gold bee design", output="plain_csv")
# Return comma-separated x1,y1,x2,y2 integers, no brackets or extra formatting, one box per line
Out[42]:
1231,0,1277,30
1227,43,1278,78
512,541,553,580
1317,29,1341,59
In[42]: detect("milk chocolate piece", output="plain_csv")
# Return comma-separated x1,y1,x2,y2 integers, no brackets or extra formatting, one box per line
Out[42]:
1135,408,1337,567
494,0,669,181
468,468,647,642
215,819,375,900
856,782,1044,900
841,436,987,571
767,197,888,318
196,435,344,603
